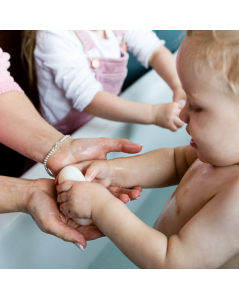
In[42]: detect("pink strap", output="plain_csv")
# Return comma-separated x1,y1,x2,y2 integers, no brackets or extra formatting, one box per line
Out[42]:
74,30,127,51
113,30,127,37
74,30,95,51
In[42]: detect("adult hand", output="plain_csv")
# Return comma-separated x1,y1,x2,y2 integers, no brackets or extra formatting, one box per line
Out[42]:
48,137,143,177
108,186,142,203
25,178,104,249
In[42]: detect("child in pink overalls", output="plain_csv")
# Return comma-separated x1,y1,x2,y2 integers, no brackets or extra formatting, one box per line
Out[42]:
24,30,186,135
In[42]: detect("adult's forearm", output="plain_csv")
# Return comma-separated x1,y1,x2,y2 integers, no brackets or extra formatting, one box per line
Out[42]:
109,148,180,189
0,91,63,163
84,91,153,125
0,176,32,214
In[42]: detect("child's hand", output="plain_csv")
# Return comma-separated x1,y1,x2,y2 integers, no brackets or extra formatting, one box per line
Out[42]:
75,161,142,203
56,181,113,221
153,102,185,131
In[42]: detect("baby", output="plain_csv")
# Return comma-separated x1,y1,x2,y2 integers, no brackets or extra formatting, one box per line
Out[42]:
56,30,239,268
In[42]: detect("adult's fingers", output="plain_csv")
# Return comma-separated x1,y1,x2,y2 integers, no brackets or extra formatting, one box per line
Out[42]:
44,215,87,249
108,186,141,201
111,192,130,203
132,186,143,192
76,225,105,241
104,138,143,154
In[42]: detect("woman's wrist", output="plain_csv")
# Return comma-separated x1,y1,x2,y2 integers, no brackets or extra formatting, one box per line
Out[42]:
0,176,34,214
47,137,74,176
25,131,63,164
20,180,36,214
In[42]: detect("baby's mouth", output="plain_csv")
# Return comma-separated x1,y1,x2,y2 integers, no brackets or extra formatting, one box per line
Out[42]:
190,138,197,148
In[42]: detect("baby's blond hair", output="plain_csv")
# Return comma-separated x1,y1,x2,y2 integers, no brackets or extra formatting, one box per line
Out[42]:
186,30,239,97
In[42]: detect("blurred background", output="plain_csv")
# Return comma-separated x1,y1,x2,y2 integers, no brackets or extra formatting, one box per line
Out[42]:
0,30,184,178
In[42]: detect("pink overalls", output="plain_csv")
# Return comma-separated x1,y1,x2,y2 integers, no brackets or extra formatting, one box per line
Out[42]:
53,30,129,135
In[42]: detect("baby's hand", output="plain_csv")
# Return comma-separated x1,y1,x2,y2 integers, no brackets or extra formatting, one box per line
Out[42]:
75,161,142,203
153,102,185,131
57,181,113,222
79,160,112,186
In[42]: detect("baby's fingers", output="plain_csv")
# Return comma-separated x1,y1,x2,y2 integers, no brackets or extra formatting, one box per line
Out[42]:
56,180,75,194
60,202,75,219
57,191,69,203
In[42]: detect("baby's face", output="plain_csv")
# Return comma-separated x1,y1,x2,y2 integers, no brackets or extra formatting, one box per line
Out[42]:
177,37,239,166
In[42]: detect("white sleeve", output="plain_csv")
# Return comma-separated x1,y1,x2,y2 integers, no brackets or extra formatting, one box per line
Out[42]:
34,30,103,111
125,30,165,68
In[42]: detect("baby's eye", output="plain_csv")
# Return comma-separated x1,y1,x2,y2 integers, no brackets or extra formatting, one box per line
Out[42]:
189,104,202,113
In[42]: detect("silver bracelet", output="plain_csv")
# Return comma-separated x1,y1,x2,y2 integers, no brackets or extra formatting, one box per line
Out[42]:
43,135,71,177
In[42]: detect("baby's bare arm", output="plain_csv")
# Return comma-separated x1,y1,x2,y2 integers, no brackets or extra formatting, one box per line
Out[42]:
108,145,197,188
79,145,197,188
92,178,239,268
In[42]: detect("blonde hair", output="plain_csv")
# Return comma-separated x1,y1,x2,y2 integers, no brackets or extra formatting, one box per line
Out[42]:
21,30,38,88
186,30,239,97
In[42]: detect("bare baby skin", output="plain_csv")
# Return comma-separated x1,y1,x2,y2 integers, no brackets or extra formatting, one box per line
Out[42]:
57,34,239,268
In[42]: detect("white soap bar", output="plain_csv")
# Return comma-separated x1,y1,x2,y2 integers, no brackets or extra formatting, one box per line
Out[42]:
58,166,93,226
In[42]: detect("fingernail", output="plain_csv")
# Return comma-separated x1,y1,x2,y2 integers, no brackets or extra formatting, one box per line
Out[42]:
85,176,91,182
75,242,85,251
138,144,143,147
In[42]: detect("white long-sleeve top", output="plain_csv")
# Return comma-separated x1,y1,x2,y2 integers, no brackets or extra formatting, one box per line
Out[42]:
34,30,165,124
